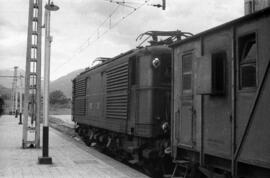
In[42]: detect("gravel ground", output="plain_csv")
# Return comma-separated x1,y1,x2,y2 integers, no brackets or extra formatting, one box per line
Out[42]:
49,116,77,137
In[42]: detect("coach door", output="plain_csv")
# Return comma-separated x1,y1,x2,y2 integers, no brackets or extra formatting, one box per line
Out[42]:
179,53,194,147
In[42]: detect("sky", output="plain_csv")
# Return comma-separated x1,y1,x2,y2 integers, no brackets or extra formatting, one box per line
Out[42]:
0,0,244,81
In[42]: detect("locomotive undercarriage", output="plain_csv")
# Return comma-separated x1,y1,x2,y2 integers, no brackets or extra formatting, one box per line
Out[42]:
75,123,173,177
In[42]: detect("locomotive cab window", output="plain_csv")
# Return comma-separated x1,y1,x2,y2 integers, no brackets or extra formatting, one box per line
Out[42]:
155,54,171,85
238,33,257,89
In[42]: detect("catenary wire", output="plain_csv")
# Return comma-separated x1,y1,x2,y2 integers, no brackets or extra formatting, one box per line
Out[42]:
52,0,150,73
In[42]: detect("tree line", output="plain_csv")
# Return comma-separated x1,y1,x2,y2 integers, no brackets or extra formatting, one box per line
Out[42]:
49,90,70,105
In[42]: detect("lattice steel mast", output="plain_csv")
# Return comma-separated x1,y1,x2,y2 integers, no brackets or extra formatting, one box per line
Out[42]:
22,0,42,148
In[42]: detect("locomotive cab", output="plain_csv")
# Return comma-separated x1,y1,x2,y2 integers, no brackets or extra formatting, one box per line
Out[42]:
128,48,172,139
71,30,192,177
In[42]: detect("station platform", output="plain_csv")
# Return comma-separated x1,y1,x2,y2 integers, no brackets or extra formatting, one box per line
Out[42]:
0,115,148,178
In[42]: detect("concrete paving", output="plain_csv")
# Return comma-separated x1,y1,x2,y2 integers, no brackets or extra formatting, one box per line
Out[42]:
0,115,148,178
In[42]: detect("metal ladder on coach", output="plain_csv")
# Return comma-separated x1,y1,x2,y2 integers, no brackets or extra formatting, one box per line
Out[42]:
171,159,191,178
22,0,42,148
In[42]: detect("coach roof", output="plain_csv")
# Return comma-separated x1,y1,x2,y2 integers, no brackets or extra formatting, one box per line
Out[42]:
170,6,270,48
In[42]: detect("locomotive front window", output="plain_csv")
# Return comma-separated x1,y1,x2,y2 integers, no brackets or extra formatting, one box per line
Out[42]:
182,53,193,93
159,54,171,85
239,33,257,89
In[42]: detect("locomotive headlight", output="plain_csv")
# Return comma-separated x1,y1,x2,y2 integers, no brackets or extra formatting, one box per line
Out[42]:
152,57,161,68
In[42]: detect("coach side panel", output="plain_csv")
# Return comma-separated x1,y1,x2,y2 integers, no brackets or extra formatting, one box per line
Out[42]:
236,14,270,168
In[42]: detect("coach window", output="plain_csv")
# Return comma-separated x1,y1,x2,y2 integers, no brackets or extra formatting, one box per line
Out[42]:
212,51,226,94
182,53,192,93
238,33,257,89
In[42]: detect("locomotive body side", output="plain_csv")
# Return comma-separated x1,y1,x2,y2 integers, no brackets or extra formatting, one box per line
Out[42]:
171,7,270,177
73,46,171,137
72,45,172,176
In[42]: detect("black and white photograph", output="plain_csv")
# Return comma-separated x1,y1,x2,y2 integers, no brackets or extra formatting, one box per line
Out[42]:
0,0,270,177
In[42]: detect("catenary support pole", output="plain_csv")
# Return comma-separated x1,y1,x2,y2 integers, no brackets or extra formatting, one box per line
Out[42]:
38,0,59,164
22,0,42,149
12,66,18,116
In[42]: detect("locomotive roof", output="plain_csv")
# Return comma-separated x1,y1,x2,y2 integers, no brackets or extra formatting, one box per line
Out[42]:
76,45,170,78
170,7,270,48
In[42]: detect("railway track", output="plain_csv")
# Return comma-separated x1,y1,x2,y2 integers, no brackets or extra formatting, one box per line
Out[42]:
48,116,153,177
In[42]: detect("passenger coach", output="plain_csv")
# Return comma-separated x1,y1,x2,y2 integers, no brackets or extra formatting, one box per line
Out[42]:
171,7,270,177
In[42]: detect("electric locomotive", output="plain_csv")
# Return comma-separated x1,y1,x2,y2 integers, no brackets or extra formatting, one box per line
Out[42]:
170,7,270,178
72,31,192,176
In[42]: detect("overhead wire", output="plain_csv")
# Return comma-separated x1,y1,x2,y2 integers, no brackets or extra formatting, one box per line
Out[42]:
52,5,121,72
52,0,150,73
104,0,147,6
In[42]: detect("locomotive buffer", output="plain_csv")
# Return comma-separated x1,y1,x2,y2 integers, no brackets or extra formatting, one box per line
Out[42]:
22,0,43,149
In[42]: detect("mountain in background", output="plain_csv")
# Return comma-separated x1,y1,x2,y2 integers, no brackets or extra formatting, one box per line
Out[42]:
0,84,12,99
0,68,84,99
50,68,84,99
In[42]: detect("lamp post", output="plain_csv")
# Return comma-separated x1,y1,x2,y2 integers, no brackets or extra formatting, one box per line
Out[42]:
38,0,59,165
